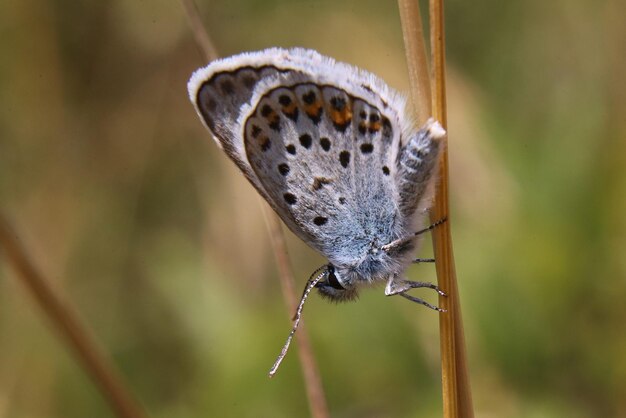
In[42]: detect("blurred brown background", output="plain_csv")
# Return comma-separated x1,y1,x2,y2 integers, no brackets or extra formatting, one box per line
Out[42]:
1,0,624,417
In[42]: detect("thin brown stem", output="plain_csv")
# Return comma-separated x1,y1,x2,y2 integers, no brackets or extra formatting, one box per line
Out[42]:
429,0,474,416
398,0,474,417
397,0,433,124
180,2,329,417
0,213,148,418
181,0,219,61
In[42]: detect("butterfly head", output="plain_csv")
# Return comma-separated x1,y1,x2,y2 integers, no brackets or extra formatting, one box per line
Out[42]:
315,264,359,302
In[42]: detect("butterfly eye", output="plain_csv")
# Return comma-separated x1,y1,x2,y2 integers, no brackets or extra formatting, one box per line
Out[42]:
326,265,344,290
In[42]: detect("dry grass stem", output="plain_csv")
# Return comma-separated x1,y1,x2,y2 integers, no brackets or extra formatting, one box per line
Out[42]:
398,0,474,416
429,0,474,415
0,214,148,418
181,0,219,61
180,2,329,417
397,0,433,124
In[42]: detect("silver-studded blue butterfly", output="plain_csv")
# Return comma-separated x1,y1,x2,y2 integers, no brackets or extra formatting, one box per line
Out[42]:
188,48,446,376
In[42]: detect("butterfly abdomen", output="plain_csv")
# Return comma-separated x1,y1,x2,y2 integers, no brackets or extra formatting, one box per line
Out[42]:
396,120,446,217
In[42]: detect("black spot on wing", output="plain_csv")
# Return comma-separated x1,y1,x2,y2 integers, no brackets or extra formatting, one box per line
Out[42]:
299,134,312,149
284,193,297,205
279,95,291,105
320,137,331,151
261,104,273,117
339,151,350,168
302,91,316,104
313,216,328,226
278,163,290,176
360,143,373,154
268,119,280,132
330,97,346,111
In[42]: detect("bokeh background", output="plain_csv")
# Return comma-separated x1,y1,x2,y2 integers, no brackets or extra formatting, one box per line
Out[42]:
1,0,624,417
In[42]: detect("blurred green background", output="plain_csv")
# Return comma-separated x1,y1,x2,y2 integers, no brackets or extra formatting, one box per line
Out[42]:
1,0,624,417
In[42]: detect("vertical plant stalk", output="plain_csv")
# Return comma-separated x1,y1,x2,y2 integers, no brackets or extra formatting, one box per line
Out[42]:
429,1,474,416
0,214,148,418
180,0,218,61
397,0,433,124
397,0,474,417
181,3,329,417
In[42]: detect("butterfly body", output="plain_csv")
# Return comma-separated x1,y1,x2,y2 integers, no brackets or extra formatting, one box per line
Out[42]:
188,48,444,302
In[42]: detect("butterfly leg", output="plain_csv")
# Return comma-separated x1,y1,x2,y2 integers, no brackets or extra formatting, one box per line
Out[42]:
398,293,446,312
385,276,446,312
413,217,447,237
385,277,446,296
380,218,446,253
409,219,444,263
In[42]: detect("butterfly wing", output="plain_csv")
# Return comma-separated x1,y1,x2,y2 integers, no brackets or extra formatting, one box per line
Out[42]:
188,49,302,205
189,48,441,265
236,49,427,264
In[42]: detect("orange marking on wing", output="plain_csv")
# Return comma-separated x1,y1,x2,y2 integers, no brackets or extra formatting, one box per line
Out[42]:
282,102,297,114
265,109,277,123
330,105,353,126
368,121,381,132
304,100,323,117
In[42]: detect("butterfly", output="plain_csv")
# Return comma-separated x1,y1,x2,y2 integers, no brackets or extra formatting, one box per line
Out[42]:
187,48,446,376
